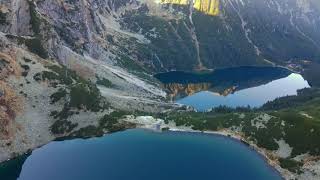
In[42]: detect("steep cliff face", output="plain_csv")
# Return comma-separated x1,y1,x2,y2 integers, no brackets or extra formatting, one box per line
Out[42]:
124,0,320,71
0,0,32,36
2,0,318,73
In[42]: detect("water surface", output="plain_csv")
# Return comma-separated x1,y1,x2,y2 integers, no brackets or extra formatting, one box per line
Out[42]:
2,129,282,180
155,67,310,111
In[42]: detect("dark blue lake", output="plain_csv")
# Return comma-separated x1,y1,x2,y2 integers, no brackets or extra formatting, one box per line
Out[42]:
2,129,282,180
155,67,310,111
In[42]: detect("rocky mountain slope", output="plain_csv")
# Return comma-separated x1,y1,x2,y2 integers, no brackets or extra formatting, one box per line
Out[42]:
1,0,319,73
0,0,320,179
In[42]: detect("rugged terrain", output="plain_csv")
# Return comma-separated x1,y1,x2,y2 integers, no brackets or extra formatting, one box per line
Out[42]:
0,0,320,179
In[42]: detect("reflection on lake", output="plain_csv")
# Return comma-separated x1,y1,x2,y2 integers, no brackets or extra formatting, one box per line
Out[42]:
155,67,310,111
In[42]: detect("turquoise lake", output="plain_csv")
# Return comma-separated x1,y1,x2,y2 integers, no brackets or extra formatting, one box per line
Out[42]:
1,129,282,180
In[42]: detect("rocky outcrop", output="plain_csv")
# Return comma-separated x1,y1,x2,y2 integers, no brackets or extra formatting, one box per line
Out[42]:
0,0,32,35
0,81,22,140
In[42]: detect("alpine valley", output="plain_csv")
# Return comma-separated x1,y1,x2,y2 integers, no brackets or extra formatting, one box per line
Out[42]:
0,0,320,179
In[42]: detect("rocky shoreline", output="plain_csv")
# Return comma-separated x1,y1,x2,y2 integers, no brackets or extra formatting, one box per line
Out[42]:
1,114,319,180
122,115,319,180
168,129,290,179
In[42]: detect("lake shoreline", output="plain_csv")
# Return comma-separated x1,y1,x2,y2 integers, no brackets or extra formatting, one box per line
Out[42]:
165,128,289,179
2,128,285,180
0,126,288,179
0,115,307,180
123,115,294,179
154,67,309,111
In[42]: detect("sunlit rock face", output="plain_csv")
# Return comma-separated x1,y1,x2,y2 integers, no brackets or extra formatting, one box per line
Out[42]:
193,0,219,16
159,0,220,16
217,86,237,96
162,82,238,100
163,83,212,100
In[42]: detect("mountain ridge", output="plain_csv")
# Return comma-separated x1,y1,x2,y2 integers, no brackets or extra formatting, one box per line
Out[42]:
1,0,319,73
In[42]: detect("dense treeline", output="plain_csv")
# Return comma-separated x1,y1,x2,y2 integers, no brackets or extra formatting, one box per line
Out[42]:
261,88,320,110
164,86,320,174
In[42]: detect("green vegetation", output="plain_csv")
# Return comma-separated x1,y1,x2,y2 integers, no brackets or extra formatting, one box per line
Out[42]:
23,0,49,59
210,105,253,113
0,12,8,25
33,72,42,81
121,7,265,71
279,158,303,174
193,12,264,68
50,88,67,104
161,127,170,131
45,65,107,112
20,64,30,71
303,62,320,88
99,111,128,132
0,58,9,69
106,35,114,43
69,111,134,138
269,105,320,156
23,58,33,63
50,105,74,120
70,125,104,138
121,12,197,71
24,38,48,59
28,0,41,34
41,71,60,82
69,83,102,112
39,64,127,136
5,34,48,59
117,54,148,72
261,88,320,110
119,3,320,72
20,64,30,77
44,65,78,85
34,64,111,136
164,87,320,164
96,76,113,88
51,120,78,135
